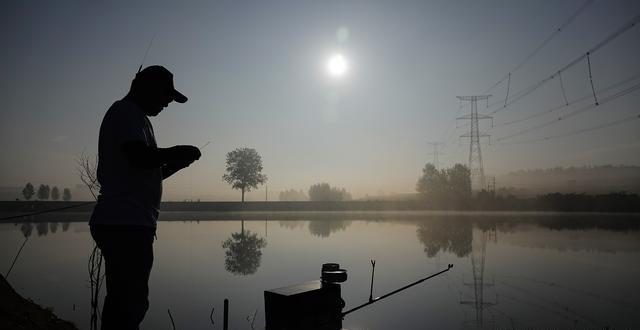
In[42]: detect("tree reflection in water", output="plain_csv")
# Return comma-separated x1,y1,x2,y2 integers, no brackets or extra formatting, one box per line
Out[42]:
36,222,48,236
222,221,267,275
416,217,473,257
308,220,351,238
20,223,33,238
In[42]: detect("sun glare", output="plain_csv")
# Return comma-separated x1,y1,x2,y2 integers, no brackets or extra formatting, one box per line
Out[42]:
326,54,348,78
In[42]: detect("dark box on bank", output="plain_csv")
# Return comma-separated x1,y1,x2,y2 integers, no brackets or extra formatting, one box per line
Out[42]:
264,280,343,330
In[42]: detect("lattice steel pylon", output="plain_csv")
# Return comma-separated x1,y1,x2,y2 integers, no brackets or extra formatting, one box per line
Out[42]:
427,142,445,169
457,95,492,191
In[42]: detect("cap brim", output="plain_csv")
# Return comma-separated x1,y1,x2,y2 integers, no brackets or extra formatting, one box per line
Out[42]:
172,90,188,103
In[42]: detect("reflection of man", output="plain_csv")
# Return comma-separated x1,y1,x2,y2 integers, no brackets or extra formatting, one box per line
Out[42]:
90,66,200,330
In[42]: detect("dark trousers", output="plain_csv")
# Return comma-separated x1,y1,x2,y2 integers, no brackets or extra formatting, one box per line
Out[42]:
91,225,155,330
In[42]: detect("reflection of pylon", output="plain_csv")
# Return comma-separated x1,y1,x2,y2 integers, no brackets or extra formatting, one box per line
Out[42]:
457,96,492,191
460,229,497,329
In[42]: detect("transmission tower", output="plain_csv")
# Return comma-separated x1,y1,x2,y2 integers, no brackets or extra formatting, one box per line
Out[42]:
457,95,492,190
427,142,445,169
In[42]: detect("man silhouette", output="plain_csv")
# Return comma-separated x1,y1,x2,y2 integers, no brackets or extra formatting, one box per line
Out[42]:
90,65,201,330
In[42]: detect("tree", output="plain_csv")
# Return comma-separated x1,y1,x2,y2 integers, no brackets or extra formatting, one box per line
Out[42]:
446,164,471,200
308,183,352,201
416,164,447,200
76,152,100,200
22,183,35,200
63,188,72,201
416,163,471,205
51,186,60,201
37,184,50,200
223,148,267,202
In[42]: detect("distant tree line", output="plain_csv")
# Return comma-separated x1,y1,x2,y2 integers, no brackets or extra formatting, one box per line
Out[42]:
414,163,640,212
278,184,353,202
278,189,308,201
308,183,352,201
21,182,72,201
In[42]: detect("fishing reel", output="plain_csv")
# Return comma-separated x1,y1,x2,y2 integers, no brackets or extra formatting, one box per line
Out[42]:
320,263,347,284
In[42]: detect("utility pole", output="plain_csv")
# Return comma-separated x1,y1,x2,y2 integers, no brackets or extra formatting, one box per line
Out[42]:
457,95,492,191
427,142,445,169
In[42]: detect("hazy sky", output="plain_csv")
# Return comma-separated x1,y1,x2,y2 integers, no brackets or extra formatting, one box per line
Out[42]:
1,0,640,200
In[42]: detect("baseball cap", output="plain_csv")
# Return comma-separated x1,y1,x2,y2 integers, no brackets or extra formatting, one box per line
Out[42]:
135,65,188,103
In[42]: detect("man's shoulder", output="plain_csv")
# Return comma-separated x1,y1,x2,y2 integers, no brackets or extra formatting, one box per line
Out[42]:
107,99,142,116
104,99,145,124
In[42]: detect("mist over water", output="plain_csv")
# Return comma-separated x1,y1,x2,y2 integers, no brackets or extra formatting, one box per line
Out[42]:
2,213,639,329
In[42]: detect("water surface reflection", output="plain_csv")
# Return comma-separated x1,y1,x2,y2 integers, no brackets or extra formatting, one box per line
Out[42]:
0,212,638,329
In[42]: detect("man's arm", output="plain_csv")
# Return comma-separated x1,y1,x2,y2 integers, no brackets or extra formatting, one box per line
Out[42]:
122,141,200,170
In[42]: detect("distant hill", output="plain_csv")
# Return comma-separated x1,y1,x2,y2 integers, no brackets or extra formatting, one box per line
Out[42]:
496,165,640,197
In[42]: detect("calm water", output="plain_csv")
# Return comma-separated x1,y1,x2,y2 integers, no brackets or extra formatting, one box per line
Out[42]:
1,212,639,330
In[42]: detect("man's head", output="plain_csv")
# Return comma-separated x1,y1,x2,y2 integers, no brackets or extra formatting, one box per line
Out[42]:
128,65,187,116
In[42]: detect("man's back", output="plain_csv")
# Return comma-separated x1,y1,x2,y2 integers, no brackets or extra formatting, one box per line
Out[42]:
90,99,162,228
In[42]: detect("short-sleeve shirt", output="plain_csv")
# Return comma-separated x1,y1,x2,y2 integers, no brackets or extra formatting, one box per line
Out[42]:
90,99,162,228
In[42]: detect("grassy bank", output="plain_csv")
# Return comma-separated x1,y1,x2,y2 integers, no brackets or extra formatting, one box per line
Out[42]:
0,274,79,330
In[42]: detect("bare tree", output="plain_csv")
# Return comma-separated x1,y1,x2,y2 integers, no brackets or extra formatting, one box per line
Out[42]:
76,151,103,330
76,151,101,200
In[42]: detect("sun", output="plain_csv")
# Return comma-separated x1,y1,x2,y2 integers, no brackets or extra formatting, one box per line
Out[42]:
326,53,348,78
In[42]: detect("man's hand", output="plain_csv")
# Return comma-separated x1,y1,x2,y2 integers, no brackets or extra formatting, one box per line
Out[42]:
122,142,201,170
167,145,201,162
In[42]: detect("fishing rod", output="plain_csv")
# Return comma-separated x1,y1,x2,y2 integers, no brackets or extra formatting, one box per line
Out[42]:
341,263,453,317
138,33,156,73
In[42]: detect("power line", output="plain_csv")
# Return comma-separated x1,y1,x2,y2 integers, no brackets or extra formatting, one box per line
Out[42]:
482,0,597,95
494,80,640,142
493,71,640,127
493,113,640,146
483,11,640,115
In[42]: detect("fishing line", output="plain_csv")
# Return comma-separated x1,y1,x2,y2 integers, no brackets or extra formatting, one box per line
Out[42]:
188,141,211,202
0,201,96,222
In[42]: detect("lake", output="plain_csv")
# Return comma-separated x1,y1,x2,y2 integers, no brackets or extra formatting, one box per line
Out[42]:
1,212,639,329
